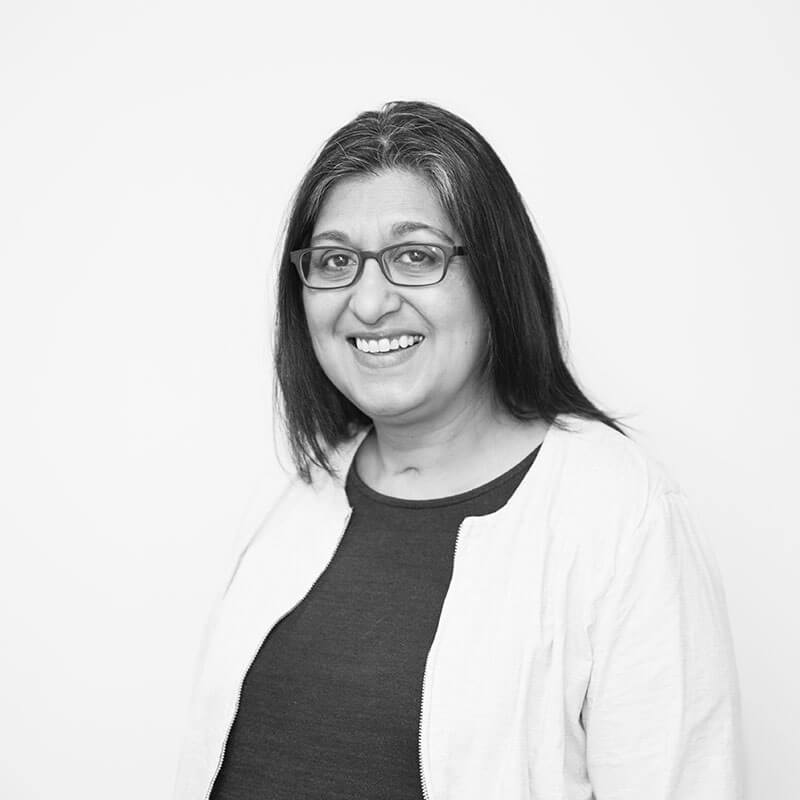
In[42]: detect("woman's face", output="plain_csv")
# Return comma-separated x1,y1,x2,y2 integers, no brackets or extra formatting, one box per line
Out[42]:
302,169,490,427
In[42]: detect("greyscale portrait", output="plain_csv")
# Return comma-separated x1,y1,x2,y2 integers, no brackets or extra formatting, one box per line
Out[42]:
173,102,743,799
10,3,800,798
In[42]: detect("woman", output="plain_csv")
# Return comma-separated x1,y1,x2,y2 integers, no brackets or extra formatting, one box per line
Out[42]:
173,101,743,799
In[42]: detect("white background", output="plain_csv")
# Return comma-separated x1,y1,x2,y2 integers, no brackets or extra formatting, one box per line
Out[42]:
1,1,797,797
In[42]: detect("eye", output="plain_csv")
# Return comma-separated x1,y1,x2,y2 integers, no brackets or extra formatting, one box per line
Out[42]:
316,249,358,271
398,247,433,264
392,245,441,268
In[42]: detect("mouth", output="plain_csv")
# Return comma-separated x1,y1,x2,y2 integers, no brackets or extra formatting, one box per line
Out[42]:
348,334,425,354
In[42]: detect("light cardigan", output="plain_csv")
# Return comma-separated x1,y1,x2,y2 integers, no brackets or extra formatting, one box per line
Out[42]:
173,414,744,800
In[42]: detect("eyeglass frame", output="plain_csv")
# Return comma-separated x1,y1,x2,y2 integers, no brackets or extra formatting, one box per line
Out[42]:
289,242,467,289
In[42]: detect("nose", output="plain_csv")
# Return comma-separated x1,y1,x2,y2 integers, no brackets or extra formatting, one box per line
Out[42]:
347,256,402,323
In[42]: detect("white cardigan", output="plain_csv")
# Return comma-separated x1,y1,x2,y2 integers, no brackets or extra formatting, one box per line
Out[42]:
172,415,744,799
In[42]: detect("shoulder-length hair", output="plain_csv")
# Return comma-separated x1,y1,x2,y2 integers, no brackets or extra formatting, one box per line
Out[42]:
275,100,625,482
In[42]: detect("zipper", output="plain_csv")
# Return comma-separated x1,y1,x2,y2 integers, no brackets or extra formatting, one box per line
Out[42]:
202,509,354,800
418,517,469,800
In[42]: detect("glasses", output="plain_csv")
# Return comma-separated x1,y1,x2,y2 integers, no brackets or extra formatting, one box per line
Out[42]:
290,242,466,289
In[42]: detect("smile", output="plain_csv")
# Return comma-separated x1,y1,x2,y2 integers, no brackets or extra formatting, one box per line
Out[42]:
350,335,425,354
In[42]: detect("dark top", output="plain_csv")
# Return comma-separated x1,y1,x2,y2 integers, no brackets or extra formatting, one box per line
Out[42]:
209,443,541,800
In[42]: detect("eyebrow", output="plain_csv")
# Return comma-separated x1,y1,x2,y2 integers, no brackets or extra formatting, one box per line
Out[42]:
310,221,456,246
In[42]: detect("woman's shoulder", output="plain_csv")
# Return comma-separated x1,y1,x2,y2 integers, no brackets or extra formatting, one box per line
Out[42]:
222,457,350,578
543,414,681,530
554,413,676,483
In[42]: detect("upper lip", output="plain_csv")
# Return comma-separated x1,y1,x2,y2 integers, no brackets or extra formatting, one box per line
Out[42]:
347,330,425,340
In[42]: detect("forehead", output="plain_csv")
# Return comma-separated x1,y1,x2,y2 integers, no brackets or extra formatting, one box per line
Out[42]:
312,170,455,240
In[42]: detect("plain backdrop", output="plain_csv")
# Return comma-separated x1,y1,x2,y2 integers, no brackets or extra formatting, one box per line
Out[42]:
1,1,798,798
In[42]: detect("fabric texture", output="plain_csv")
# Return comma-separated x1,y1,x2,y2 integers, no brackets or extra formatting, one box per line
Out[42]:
173,415,745,800
208,446,540,799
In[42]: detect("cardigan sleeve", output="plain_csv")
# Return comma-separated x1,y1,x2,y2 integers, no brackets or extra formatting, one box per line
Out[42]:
582,488,745,799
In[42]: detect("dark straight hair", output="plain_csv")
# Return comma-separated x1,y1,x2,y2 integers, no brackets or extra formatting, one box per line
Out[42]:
275,100,626,482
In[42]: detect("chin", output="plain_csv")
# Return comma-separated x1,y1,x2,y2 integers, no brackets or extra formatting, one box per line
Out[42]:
359,403,420,424
350,391,425,424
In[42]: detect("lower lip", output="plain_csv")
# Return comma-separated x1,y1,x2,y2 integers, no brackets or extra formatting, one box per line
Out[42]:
349,340,423,368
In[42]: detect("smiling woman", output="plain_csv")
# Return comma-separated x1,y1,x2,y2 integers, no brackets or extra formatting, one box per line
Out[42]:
173,102,743,800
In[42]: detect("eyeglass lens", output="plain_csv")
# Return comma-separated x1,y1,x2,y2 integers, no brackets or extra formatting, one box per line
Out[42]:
301,244,447,287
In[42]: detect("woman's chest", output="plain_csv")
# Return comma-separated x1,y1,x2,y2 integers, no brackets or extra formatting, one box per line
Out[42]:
207,504,598,799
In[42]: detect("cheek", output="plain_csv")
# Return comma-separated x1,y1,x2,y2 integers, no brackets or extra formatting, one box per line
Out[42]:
445,289,491,372
302,293,333,342
444,281,489,344
302,294,344,373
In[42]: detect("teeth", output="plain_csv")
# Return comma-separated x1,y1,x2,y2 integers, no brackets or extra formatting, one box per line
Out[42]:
354,335,423,353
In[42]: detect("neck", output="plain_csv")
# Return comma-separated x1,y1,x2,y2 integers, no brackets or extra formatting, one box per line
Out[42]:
357,394,548,500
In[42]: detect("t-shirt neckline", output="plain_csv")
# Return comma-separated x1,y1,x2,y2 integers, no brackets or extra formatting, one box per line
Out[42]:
346,444,542,510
